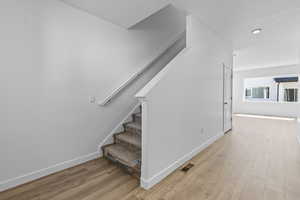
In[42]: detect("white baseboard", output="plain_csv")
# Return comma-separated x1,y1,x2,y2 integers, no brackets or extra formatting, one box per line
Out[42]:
141,132,224,189
0,103,141,192
0,152,100,192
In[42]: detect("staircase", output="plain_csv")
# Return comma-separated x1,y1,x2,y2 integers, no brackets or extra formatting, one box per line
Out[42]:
102,107,142,178
100,32,186,180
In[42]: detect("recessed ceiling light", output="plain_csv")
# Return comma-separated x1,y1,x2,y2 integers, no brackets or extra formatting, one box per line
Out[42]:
251,28,262,35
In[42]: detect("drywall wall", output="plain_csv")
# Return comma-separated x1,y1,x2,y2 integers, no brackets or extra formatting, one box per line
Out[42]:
297,118,300,144
233,65,300,117
136,16,233,189
297,117,300,144
0,0,186,191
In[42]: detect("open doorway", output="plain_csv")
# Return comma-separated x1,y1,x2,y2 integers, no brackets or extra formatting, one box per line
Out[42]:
223,64,233,133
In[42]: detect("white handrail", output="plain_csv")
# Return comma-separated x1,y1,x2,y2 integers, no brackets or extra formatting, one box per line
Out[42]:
99,66,148,106
98,31,186,106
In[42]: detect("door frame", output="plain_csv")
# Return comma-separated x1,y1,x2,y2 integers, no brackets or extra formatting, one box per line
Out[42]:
222,63,233,134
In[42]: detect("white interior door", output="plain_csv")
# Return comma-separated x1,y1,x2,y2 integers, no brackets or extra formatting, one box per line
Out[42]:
223,64,233,133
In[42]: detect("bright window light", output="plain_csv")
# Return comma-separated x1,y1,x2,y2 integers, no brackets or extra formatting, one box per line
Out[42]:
235,114,295,121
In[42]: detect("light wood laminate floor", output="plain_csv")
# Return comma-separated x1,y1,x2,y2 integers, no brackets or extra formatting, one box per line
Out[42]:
1,115,299,200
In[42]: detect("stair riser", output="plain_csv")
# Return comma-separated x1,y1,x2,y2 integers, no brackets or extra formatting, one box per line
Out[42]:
134,115,141,124
103,149,141,168
115,137,141,150
101,108,142,180
103,152,141,177
124,126,141,134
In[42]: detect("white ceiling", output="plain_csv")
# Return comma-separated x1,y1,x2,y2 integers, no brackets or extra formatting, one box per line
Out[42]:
232,7,300,69
61,0,171,28
172,0,300,69
233,39,299,70
173,0,300,48
60,0,300,69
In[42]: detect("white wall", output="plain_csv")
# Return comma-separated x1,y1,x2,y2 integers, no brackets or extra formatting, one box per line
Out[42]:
136,16,233,189
297,118,300,144
233,65,300,117
0,0,186,191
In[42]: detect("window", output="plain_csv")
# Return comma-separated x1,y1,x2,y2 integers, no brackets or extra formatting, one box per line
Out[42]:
284,88,298,102
252,87,269,99
244,75,299,103
245,87,269,99
245,88,251,97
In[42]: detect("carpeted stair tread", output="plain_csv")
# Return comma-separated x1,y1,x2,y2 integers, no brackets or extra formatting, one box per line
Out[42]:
125,122,141,131
103,143,141,168
134,113,141,118
133,112,141,123
102,107,142,177
115,131,141,148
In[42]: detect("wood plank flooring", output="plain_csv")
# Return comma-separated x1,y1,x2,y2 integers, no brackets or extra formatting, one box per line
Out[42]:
1,115,299,200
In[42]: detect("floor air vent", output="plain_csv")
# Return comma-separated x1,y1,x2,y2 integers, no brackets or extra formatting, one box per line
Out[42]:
181,163,194,172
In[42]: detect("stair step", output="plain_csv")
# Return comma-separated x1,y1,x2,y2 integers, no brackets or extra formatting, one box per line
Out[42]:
134,113,141,118
133,112,141,123
124,122,141,134
101,108,143,178
115,132,141,148
103,144,141,169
